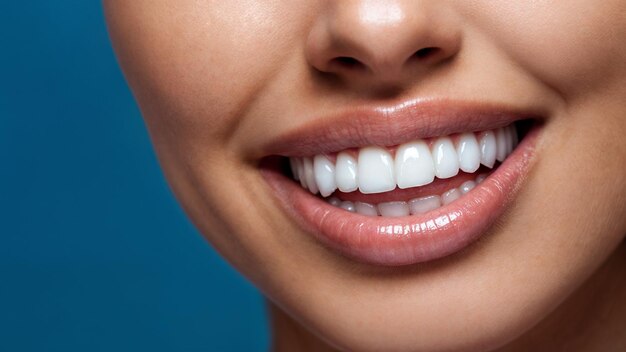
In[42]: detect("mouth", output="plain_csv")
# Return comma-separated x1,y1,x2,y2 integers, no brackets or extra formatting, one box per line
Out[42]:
260,100,543,266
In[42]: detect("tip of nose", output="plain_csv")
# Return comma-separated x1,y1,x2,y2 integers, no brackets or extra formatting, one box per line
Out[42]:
306,2,463,89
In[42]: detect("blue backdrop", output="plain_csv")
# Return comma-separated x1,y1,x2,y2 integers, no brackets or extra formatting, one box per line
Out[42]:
0,2,268,351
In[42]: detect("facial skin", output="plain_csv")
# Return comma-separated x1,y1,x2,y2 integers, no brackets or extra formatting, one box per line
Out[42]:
104,1,626,351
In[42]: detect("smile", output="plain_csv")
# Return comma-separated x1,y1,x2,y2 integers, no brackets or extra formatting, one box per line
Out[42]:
261,100,543,266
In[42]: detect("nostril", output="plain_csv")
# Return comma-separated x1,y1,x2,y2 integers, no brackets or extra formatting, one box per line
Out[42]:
331,56,366,71
412,47,441,60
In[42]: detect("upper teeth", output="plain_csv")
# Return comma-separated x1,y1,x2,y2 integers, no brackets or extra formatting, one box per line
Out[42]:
290,125,518,197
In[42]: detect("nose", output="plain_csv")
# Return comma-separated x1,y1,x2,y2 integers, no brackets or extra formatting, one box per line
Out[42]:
306,0,462,86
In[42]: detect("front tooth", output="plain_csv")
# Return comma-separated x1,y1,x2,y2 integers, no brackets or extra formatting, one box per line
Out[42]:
456,133,481,173
339,201,355,212
495,128,508,162
355,202,379,216
476,173,487,184
478,131,497,168
335,152,358,192
378,201,410,217
460,180,476,194
358,146,396,194
432,137,460,179
441,188,461,205
303,157,319,194
409,195,442,214
313,155,337,197
395,140,436,189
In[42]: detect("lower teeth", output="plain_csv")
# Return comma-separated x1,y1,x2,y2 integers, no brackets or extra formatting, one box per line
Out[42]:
326,173,488,217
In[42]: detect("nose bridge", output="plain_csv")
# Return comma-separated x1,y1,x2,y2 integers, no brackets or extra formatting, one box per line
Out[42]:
306,0,462,82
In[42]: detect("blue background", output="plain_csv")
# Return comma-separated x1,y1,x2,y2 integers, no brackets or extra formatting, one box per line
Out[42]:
1,2,268,351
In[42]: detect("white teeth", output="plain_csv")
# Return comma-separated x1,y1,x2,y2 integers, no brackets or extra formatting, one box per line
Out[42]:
325,172,490,216
504,127,513,155
295,159,306,188
441,188,461,205
432,137,460,179
303,157,318,194
358,146,396,194
460,180,476,194
335,152,358,192
478,130,497,168
339,201,355,212
355,201,379,216
290,158,300,181
378,201,410,217
395,141,436,189
290,124,518,196
313,155,337,197
506,125,518,155
409,195,442,214
328,197,341,206
495,128,508,162
510,125,519,149
456,133,481,173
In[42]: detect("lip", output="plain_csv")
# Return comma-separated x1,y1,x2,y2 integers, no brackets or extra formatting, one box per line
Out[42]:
260,100,543,266
261,98,545,156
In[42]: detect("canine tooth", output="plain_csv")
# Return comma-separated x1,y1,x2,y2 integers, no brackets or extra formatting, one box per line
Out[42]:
476,174,487,184
432,137,460,179
457,133,481,173
460,180,476,194
289,158,300,181
495,128,508,162
478,131,497,168
355,202,379,216
339,201,355,212
303,157,318,194
358,147,396,194
313,155,337,197
442,188,461,205
378,201,410,217
327,197,341,206
335,152,358,192
409,195,442,214
395,140,436,189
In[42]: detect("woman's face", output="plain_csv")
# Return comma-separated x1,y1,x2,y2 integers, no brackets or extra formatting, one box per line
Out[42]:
105,1,626,350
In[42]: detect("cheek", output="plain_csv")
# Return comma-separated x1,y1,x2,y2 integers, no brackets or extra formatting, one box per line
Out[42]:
464,0,626,97
107,0,310,142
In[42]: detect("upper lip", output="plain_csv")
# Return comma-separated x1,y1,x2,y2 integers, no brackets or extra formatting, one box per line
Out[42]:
262,98,544,157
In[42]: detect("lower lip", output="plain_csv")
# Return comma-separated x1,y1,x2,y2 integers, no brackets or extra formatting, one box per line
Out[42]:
262,127,540,266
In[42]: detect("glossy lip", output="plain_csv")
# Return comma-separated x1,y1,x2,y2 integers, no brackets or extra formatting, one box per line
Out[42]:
261,98,545,157
261,100,543,266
